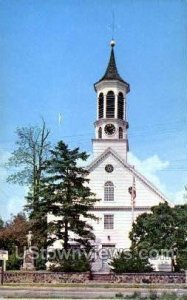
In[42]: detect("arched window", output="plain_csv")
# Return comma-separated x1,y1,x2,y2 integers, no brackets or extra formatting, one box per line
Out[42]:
104,181,114,201
106,91,115,118
98,127,102,139
118,92,124,119
98,93,104,119
119,127,123,139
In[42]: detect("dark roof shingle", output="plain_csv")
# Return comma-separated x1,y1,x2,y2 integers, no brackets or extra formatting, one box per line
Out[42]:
94,43,130,92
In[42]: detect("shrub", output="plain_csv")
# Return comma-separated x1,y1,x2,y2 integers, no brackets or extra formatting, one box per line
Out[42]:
6,253,22,270
35,254,46,270
110,250,153,273
49,251,90,272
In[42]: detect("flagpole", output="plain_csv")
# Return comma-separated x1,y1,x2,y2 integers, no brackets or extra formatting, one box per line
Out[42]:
128,166,136,225
131,190,134,224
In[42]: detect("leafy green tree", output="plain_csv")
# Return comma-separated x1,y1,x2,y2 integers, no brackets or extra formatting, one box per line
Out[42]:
0,213,49,270
110,250,153,273
129,202,187,271
130,202,174,250
38,141,99,251
0,212,29,254
6,121,51,247
172,204,187,270
6,120,50,216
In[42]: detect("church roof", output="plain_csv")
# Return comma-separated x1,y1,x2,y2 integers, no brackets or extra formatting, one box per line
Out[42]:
94,41,130,92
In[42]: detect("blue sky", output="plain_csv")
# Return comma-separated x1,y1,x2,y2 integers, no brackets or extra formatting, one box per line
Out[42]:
0,0,187,220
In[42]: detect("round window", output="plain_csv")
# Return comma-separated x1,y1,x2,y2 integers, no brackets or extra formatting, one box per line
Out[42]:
105,164,114,173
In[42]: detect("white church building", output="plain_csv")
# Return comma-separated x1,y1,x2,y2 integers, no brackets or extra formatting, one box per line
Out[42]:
85,40,169,271
49,40,170,272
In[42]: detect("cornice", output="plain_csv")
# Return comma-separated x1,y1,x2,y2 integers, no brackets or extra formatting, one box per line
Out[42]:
94,119,128,127
90,206,151,211
92,139,128,143
94,80,129,93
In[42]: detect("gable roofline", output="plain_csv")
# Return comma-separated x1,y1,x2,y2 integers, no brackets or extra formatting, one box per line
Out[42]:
87,147,170,203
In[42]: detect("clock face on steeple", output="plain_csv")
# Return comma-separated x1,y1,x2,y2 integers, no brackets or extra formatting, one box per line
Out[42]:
104,124,116,135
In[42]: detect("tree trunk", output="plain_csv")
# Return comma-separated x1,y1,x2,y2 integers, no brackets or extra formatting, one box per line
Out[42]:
64,220,68,251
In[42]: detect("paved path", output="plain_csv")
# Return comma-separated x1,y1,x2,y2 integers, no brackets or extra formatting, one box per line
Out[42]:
0,287,187,299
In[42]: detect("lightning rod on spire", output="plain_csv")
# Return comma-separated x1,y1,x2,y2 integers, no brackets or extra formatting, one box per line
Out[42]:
110,10,116,48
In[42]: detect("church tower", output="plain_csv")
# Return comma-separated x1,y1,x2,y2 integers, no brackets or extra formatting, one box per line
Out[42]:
87,40,167,272
93,40,130,161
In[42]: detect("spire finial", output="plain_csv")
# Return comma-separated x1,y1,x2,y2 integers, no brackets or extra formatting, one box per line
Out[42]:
110,39,116,48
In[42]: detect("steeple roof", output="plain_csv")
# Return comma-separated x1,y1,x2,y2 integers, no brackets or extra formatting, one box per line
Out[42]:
94,40,130,92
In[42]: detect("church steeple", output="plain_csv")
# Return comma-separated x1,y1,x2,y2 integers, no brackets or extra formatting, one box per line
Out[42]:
93,41,130,161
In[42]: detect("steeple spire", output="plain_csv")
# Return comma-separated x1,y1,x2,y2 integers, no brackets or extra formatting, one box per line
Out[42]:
101,40,122,81
94,40,130,92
